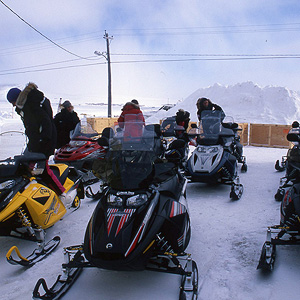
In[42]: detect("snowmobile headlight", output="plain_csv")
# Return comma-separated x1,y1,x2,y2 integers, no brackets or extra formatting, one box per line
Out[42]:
197,146,207,153
0,179,15,190
69,140,87,147
126,194,148,207
107,194,123,207
197,146,219,153
207,146,219,153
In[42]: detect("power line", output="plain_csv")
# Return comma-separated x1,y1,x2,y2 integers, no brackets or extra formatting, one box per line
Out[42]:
0,0,96,60
112,53,300,58
0,55,104,72
1,55,300,76
2,52,300,74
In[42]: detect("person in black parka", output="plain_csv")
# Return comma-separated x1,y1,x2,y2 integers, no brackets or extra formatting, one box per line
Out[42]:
54,100,80,149
7,83,56,157
7,83,65,195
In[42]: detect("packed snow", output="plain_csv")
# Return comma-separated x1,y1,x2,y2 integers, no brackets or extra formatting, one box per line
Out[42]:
0,82,300,300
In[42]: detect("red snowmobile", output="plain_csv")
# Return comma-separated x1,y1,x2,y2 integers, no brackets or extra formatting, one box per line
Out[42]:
54,122,109,193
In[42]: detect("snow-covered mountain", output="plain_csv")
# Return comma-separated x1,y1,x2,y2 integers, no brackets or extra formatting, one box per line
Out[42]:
147,81,300,125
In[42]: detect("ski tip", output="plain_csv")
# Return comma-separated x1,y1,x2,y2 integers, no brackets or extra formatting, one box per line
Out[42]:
6,246,29,266
53,236,61,242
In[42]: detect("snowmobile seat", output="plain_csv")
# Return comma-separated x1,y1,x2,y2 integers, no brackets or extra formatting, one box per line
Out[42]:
49,165,69,186
15,152,47,163
101,127,114,139
97,137,109,147
0,160,19,177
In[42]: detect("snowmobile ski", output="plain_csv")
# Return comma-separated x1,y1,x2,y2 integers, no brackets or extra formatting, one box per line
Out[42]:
257,225,300,271
6,236,60,267
275,159,286,172
179,257,198,300
32,245,89,300
32,267,82,300
230,183,244,200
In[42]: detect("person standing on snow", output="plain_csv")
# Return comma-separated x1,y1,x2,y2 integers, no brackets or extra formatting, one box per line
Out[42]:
54,100,80,149
6,83,66,197
117,99,145,138
196,97,225,121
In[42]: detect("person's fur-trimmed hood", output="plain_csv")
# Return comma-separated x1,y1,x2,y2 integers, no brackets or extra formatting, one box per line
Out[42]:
196,97,213,110
122,101,140,111
15,82,40,109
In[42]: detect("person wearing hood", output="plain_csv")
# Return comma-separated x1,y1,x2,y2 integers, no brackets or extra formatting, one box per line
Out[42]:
7,83,57,157
6,83,65,196
196,97,225,121
117,99,145,138
54,100,80,149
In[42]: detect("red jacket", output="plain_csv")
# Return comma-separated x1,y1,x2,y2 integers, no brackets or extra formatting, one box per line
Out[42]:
118,102,145,138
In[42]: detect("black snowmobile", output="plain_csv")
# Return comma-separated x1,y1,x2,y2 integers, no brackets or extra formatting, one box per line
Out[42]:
258,127,300,270
32,122,198,300
161,116,190,171
274,121,299,172
185,110,246,200
274,122,300,201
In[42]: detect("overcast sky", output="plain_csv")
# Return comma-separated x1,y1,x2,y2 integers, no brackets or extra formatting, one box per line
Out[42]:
1,0,300,106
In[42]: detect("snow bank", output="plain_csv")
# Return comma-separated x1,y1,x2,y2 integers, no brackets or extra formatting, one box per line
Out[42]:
146,82,300,125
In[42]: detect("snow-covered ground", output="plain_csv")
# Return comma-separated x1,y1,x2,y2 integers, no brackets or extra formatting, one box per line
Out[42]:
0,144,295,300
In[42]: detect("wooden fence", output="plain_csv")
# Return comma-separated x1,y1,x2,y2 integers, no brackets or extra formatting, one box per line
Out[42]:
87,117,291,149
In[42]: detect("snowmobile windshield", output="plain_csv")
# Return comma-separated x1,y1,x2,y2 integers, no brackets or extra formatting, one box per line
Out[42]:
100,121,161,190
161,116,177,137
198,110,223,145
70,122,99,139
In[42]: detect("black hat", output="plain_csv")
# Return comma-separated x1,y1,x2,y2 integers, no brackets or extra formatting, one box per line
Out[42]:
62,100,72,108
131,99,139,105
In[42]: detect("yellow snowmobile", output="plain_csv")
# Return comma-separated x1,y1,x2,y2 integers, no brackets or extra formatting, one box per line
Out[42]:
0,152,84,267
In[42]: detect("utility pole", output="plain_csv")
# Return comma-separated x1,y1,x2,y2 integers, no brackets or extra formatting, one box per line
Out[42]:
94,31,113,118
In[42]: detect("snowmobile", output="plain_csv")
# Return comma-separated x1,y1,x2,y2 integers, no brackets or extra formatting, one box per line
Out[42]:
54,122,108,194
32,121,198,300
274,121,299,172
274,123,300,201
161,116,190,170
258,128,300,270
0,151,84,267
185,111,245,200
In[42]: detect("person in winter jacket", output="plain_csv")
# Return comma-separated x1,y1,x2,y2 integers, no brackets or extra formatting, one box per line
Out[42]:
117,99,145,138
196,97,225,121
54,100,80,149
7,83,56,157
175,109,190,131
7,83,65,196
175,109,190,142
